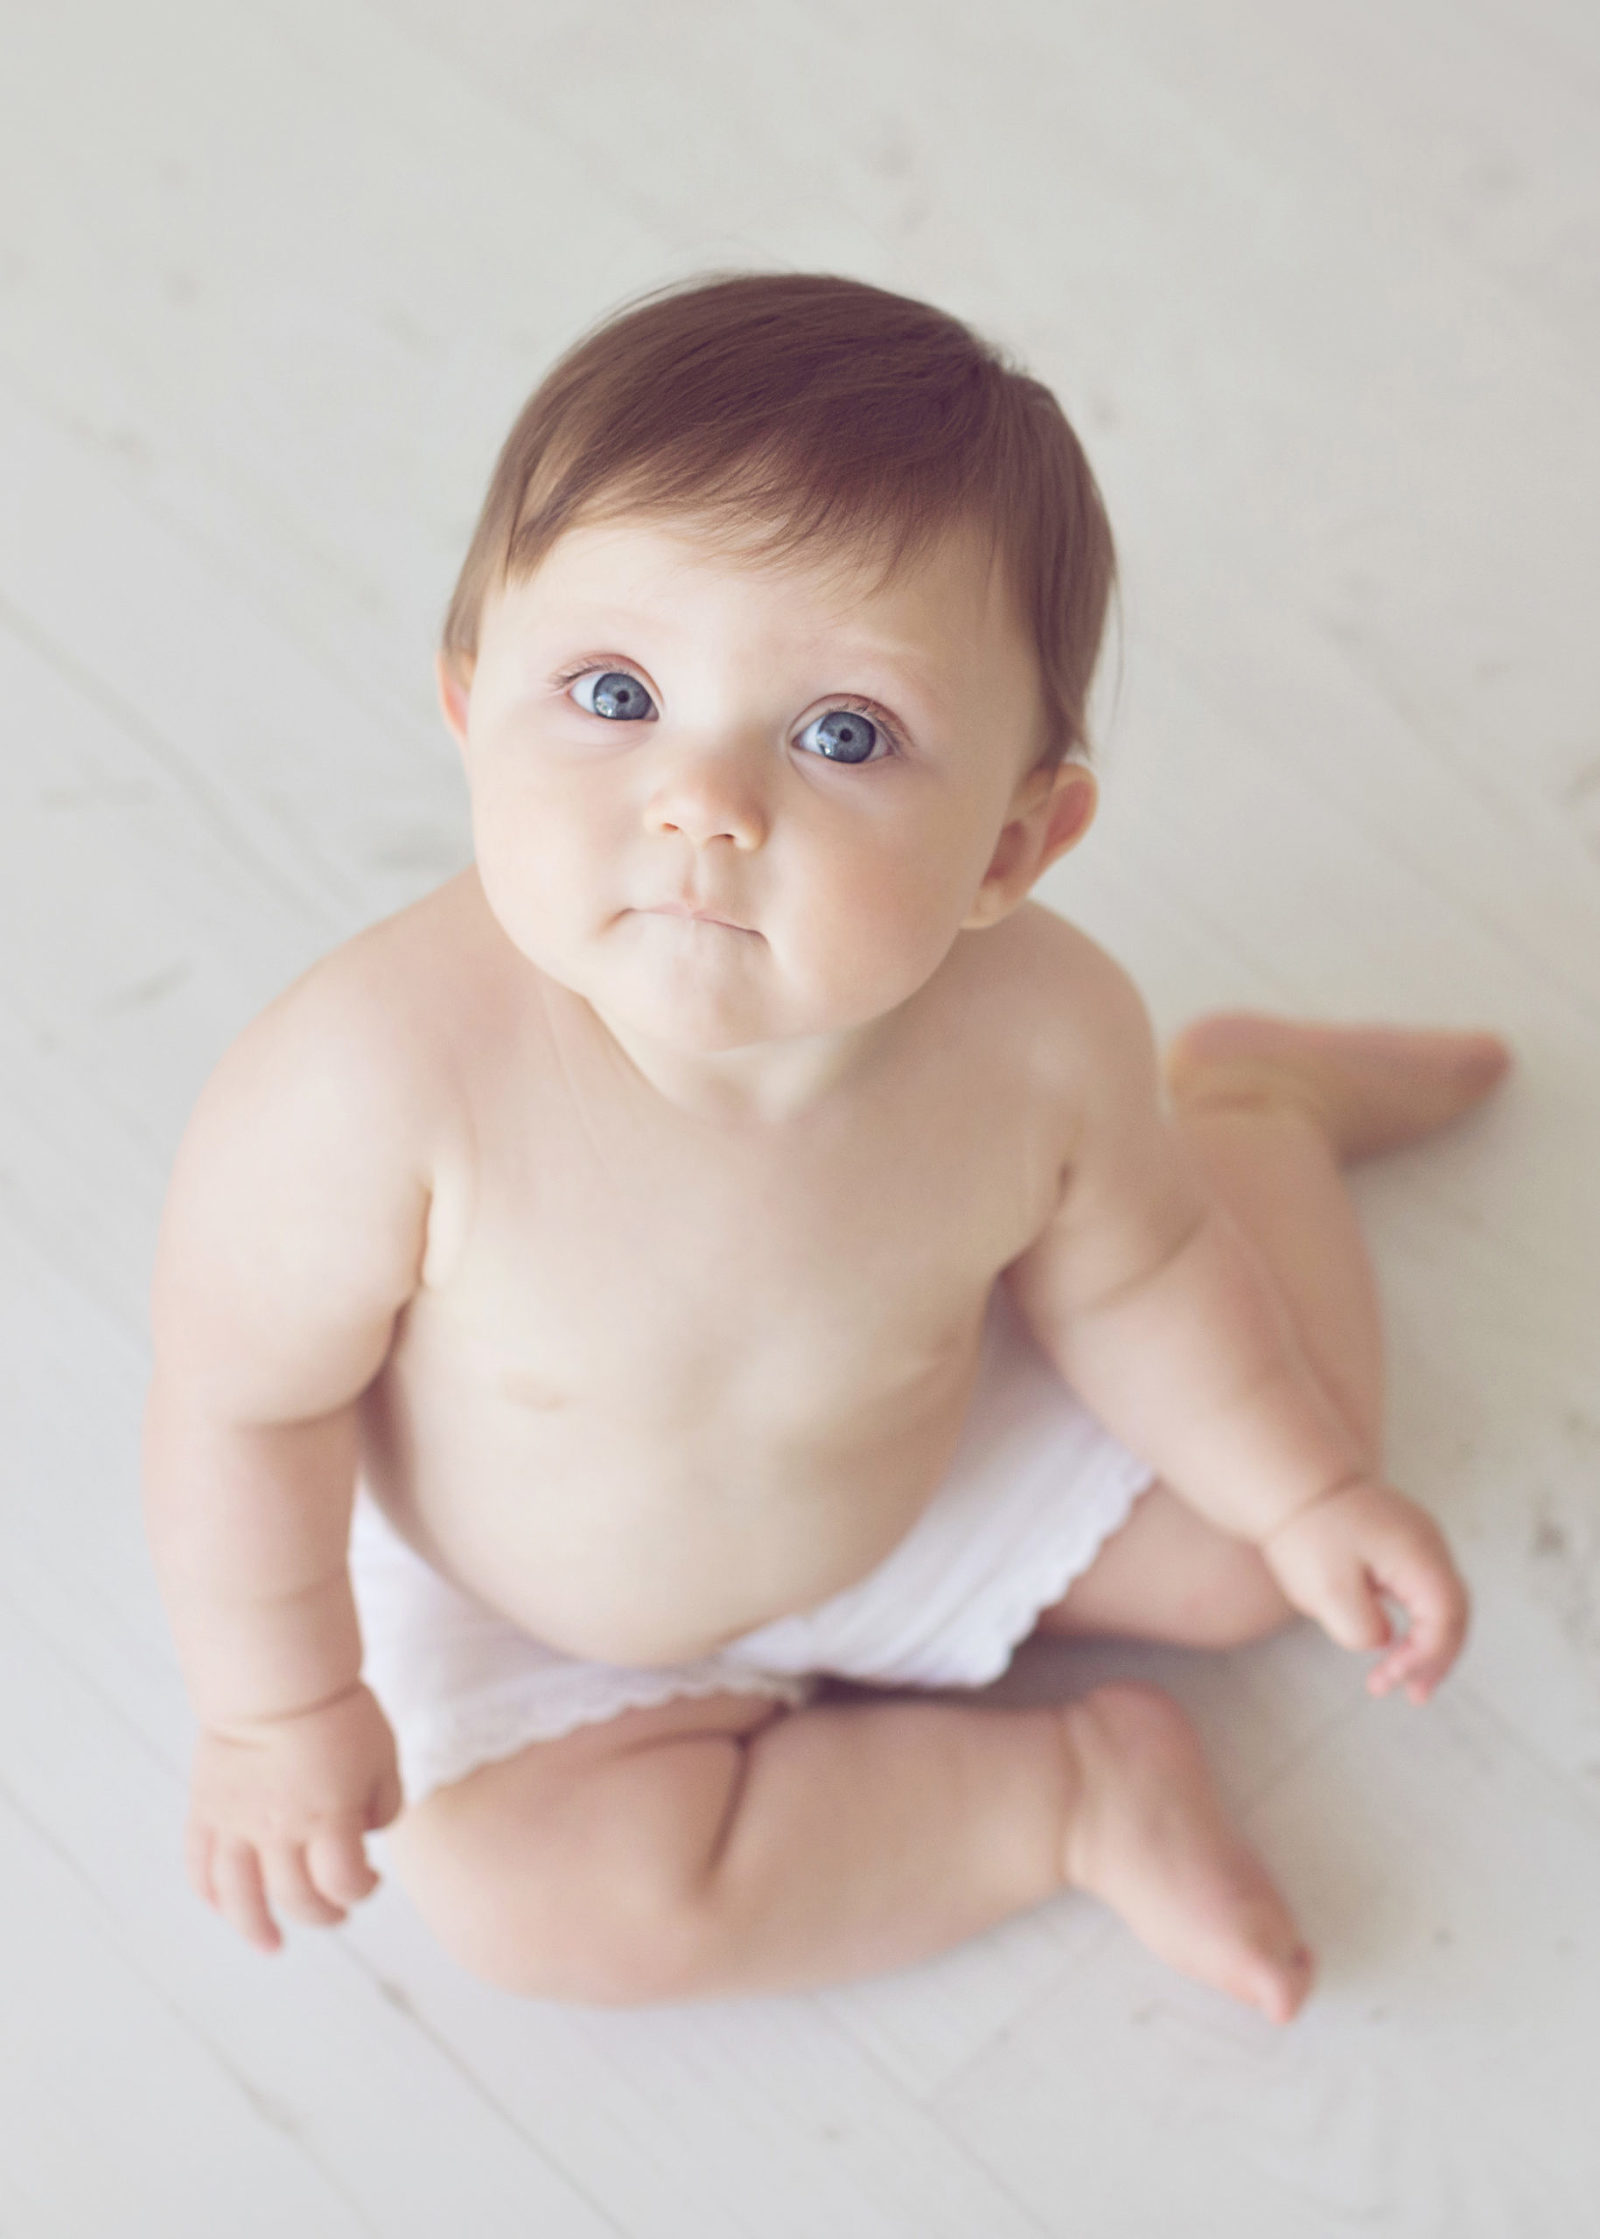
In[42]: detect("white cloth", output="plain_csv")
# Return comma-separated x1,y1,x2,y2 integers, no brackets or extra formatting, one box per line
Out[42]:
350,1282,1156,1804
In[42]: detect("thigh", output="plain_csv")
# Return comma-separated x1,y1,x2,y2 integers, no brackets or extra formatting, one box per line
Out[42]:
1032,1482,1293,1649
386,1688,789,2000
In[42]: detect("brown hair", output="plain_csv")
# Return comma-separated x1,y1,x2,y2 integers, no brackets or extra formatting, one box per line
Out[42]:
442,272,1116,766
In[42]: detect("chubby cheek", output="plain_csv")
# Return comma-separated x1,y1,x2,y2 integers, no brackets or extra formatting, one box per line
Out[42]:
469,781,607,967
777,832,974,1019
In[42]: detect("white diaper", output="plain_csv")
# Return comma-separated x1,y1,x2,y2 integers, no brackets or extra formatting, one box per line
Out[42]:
350,1282,1157,1805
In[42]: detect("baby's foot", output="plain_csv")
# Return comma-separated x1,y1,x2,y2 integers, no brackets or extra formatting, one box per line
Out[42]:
1058,1683,1314,2025
1165,1012,1510,1164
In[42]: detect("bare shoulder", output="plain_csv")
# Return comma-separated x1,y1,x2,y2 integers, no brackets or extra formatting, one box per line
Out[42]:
201,870,485,1154
952,902,1158,1096
151,873,499,1411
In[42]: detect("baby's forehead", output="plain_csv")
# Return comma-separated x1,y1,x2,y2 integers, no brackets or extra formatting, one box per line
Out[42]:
517,508,1027,665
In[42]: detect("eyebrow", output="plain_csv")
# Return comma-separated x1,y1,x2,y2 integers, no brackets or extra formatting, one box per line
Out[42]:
536,608,951,715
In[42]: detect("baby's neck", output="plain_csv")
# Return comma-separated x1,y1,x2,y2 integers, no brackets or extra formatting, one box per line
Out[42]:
584,999,897,1125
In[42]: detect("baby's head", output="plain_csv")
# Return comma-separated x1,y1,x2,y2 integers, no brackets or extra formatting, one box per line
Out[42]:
438,273,1115,1060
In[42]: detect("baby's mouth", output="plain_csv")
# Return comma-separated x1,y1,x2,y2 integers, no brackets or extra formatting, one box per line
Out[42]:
641,901,754,934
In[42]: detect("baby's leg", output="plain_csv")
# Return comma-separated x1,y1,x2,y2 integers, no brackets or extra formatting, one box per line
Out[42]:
388,1677,1311,2021
1171,1014,1506,1457
1166,1013,1505,1449
1041,1014,1509,1646
388,1018,1504,2024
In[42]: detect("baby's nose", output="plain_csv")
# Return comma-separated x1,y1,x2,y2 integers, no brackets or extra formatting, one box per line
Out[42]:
643,739,770,851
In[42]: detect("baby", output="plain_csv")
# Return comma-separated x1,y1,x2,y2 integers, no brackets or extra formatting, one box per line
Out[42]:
142,272,1508,2024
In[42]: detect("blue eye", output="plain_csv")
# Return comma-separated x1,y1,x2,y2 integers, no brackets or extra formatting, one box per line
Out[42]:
573,669,656,721
797,708,883,764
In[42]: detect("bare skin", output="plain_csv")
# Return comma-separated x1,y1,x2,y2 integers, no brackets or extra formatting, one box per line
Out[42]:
143,513,1503,2022
385,1018,1502,2025
1029,1013,1508,2019
1165,1012,1512,1163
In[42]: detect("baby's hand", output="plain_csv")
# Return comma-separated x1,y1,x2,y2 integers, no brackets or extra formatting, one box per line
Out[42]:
185,1682,403,1951
1260,1480,1469,1704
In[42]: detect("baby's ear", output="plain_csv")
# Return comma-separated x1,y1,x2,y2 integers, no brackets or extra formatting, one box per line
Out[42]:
962,760,1098,930
435,650,474,752
1033,759,1098,875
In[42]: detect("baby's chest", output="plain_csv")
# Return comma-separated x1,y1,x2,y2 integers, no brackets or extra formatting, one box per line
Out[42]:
427,1103,1058,1429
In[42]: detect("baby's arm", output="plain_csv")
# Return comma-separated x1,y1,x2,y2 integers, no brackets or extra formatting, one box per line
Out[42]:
142,955,433,1948
1007,956,1466,1696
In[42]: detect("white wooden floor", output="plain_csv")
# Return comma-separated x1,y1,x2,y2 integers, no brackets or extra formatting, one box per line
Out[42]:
3,1,1598,2231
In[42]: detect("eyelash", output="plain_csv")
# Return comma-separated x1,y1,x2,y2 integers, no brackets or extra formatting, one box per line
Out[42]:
552,659,905,759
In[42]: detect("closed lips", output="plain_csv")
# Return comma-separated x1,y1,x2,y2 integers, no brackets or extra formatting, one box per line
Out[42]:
646,903,749,929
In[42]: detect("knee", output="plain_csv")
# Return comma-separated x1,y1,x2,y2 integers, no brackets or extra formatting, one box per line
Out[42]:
1181,1546,1297,1649
1044,1489,1300,1652
390,1809,725,2007
457,1896,719,2007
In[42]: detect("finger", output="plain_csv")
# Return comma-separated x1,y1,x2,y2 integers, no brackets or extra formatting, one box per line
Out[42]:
211,1840,282,1953
1313,1566,1393,1655
1372,1554,1469,1689
1367,1596,1468,1703
1422,1573,1470,1679
1387,1612,1465,1699
1366,1636,1423,1697
306,1826,379,1910
262,1842,347,1929
1368,1638,1441,1703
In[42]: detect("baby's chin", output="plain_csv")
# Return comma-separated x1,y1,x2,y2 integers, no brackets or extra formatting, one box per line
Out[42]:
589,952,911,1060
495,908,935,1054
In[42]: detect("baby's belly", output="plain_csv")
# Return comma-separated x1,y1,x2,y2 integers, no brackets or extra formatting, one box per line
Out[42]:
356,1342,983,1666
